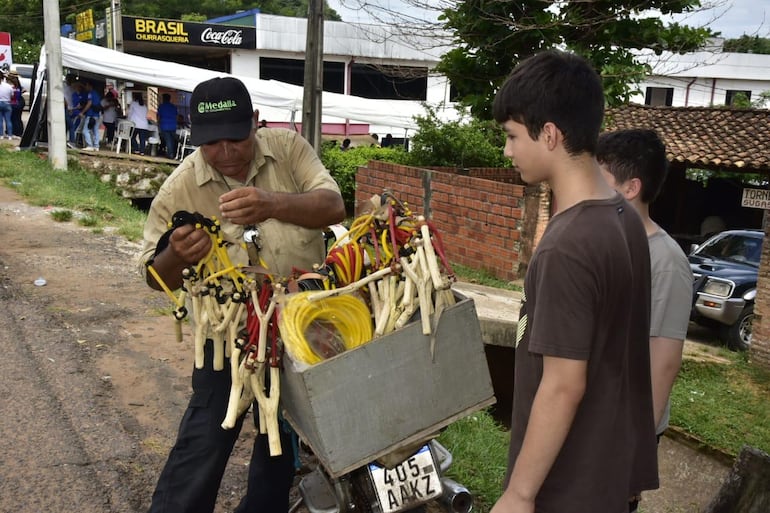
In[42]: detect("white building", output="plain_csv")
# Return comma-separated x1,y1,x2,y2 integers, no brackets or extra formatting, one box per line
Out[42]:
119,10,457,136
633,44,770,108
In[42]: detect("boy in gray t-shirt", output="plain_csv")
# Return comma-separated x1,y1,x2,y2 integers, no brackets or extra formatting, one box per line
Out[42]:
597,128,693,512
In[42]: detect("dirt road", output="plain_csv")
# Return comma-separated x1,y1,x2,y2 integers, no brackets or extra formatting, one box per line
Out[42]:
0,186,256,512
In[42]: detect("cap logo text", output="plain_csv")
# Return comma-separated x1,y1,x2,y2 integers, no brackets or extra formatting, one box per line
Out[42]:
197,99,237,114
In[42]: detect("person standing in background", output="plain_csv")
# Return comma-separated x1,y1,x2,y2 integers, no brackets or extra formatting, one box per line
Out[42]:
157,93,178,159
100,90,120,147
81,81,102,151
7,71,24,138
71,81,88,147
128,92,149,155
0,74,13,139
63,74,76,145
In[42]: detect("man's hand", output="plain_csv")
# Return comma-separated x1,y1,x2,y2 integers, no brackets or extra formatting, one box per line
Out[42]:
169,224,212,264
219,187,273,226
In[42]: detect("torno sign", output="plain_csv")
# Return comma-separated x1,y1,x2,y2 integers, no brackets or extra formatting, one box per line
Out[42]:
741,188,770,209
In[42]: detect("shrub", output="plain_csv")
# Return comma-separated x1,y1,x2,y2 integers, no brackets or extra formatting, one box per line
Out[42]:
321,143,410,214
404,106,511,169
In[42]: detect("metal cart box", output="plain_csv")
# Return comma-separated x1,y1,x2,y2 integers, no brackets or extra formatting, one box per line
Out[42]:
281,292,496,478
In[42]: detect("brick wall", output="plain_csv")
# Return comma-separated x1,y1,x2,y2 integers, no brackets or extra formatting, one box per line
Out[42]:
355,161,550,282
752,211,770,368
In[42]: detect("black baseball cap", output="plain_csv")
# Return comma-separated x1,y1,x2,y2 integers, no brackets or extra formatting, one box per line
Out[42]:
189,77,255,145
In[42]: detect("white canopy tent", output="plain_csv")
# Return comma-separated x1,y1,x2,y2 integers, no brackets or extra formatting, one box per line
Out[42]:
56,37,460,133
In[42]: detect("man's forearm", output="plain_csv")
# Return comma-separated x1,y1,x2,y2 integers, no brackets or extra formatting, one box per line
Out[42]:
270,189,345,229
504,356,586,502
650,337,684,427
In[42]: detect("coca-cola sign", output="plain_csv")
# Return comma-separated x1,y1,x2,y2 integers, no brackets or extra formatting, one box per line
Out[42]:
201,27,243,46
122,16,255,49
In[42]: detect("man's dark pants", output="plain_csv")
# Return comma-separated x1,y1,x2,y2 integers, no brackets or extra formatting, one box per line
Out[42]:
148,340,295,513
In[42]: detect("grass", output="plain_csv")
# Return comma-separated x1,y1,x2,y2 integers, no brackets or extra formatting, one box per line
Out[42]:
452,262,523,291
0,148,146,240
670,350,770,456
3,145,770,509
437,410,509,512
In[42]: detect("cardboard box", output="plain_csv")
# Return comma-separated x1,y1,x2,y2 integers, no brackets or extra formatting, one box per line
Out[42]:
281,293,496,477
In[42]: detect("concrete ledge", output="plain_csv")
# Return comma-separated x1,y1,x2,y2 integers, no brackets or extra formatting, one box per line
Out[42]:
665,425,735,467
452,282,521,348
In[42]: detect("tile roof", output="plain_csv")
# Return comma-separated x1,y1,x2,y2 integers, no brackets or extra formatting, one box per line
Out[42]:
604,104,770,173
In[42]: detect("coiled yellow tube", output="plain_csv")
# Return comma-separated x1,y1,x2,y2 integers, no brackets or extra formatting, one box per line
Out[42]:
279,292,373,365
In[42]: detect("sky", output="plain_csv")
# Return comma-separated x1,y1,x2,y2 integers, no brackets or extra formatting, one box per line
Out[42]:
325,0,770,39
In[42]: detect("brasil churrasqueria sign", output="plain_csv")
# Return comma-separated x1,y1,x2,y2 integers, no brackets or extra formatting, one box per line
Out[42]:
122,16,256,49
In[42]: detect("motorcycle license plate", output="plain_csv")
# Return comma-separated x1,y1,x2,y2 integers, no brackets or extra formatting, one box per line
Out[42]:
367,444,442,513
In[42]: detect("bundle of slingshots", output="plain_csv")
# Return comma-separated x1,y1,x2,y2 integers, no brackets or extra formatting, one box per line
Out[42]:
148,192,456,456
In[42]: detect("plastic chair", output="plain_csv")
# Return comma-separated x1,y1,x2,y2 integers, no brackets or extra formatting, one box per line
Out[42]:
175,128,196,160
147,136,161,156
114,120,135,154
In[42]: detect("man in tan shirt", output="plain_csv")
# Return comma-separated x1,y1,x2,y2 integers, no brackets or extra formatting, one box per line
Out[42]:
140,76,345,513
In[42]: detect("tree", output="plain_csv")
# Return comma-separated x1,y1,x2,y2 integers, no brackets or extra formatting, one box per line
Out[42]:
723,35,770,54
435,1,715,117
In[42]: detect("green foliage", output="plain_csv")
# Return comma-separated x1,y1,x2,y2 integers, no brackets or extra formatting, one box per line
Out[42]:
51,209,73,222
752,91,770,109
404,106,511,168
453,264,522,291
437,1,714,116
320,142,410,214
122,0,341,20
724,35,770,54
670,352,770,456
11,38,40,65
728,91,752,108
438,410,509,512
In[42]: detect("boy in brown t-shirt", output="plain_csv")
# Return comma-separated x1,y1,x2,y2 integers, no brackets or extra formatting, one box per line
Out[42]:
489,51,659,513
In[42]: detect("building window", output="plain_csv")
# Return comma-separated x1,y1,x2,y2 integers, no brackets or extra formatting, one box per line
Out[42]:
259,57,344,94
350,64,428,101
645,87,674,106
726,90,752,106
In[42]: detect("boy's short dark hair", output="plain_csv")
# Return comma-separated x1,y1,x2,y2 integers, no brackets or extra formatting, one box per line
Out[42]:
596,129,668,204
492,50,604,155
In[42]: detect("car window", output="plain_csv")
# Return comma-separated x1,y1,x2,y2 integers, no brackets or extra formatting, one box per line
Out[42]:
14,65,33,79
696,233,762,266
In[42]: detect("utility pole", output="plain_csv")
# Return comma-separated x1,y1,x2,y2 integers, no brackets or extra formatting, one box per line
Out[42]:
111,0,123,52
302,0,324,153
42,0,67,170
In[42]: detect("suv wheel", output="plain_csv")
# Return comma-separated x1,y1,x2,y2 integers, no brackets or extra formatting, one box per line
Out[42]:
722,305,753,351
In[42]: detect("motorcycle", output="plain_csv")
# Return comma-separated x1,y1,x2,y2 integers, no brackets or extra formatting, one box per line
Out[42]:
296,437,473,513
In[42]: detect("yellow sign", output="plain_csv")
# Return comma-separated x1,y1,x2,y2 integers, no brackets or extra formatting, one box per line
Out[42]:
133,19,190,43
76,9,95,33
